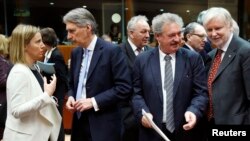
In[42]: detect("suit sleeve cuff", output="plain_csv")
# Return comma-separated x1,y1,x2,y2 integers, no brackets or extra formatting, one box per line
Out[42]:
91,97,99,111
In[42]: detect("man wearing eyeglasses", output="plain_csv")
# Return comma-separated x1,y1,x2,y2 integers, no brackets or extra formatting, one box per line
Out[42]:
183,22,210,62
182,22,209,141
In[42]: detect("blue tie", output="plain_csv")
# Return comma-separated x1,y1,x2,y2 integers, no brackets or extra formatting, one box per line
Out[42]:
164,55,175,133
76,48,89,118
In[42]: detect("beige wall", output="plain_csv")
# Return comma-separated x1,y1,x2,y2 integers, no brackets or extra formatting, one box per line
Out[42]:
208,0,238,21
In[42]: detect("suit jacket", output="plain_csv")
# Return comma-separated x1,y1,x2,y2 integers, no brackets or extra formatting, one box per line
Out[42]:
207,35,250,124
68,38,132,141
3,64,61,141
45,47,68,100
204,41,213,54
132,47,208,141
182,44,210,63
119,41,152,141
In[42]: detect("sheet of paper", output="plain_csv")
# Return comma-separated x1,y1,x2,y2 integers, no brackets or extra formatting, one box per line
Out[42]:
37,61,55,74
142,109,171,141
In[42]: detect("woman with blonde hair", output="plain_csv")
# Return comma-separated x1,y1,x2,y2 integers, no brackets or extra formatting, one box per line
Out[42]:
2,24,61,141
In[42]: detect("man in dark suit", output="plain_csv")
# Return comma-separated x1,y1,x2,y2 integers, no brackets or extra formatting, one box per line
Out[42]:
63,8,132,141
119,15,151,141
203,7,250,126
132,13,208,141
182,22,210,141
40,27,69,141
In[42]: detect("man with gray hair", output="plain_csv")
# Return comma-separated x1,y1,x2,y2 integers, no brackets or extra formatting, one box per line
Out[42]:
119,15,151,141
64,8,132,141
183,22,209,62
132,12,208,141
203,6,250,127
121,15,151,70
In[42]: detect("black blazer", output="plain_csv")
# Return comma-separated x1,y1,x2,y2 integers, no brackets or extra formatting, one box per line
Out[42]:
132,47,208,141
206,35,250,124
68,38,132,141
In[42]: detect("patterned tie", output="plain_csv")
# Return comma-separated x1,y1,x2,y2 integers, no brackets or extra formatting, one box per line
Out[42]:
207,49,223,120
164,55,175,133
76,48,89,118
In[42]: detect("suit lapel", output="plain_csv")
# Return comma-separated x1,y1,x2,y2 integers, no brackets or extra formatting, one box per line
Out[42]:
74,47,84,89
150,48,164,102
87,38,103,80
125,42,136,68
173,50,185,95
214,36,237,80
182,44,190,50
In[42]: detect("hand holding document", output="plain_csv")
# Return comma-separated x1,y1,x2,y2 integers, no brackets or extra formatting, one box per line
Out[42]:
37,61,55,74
142,109,171,141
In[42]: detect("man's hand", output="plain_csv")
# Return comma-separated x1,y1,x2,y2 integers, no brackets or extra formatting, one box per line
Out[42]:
141,112,153,128
74,98,93,112
183,111,197,130
66,96,76,112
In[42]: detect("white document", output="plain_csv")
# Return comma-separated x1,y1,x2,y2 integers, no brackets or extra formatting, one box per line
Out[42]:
37,61,55,74
142,109,171,141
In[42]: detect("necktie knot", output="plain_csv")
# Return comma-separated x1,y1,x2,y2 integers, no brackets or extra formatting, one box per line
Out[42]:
136,47,142,53
164,55,172,61
84,48,89,56
217,49,223,56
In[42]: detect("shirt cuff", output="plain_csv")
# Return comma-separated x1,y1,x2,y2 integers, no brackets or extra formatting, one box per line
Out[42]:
91,97,99,111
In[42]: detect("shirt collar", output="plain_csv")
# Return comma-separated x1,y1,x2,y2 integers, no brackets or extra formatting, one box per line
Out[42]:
85,35,97,52
159,48,176,61
45,47,56,59
220,33,233,52
128,38,144,52
184,43,195,51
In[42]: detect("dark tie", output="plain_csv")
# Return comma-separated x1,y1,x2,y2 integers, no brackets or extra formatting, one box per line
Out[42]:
76,48,89,118
164,55,175,133
136,47,142,55
207,49,223,120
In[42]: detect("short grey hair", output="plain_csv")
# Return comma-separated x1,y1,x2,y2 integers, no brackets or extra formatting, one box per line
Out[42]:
152,13,184,34
183,22,203,41
127,15,148,31
63,8,98,34
203,7,233,28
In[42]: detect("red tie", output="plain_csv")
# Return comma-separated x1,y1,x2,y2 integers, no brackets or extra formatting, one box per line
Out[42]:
207,49,223,120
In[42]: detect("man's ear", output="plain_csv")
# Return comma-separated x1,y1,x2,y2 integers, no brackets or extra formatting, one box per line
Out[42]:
86,24,92,31
154,33,160,40
129,30,135,39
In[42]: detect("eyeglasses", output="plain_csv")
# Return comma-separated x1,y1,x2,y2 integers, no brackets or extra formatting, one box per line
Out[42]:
192,33,207,39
